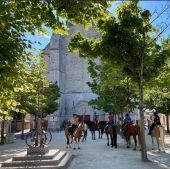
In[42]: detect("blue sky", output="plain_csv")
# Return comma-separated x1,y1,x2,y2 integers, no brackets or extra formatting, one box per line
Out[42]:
26,1,170,54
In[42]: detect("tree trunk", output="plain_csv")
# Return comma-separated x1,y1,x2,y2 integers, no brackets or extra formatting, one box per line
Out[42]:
21,114,25,140
166,113,170,133
1,115,5,144
139,53,148,161
120,112,123,125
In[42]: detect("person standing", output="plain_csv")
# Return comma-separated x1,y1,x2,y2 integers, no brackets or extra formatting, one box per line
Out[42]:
107,112,114,125
70,114,79,134
148,112,161,135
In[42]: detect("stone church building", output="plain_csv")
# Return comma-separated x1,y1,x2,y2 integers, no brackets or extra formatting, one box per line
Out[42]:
43,23,105,129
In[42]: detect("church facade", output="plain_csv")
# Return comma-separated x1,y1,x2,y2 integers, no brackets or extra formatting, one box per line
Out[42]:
43,24,105,128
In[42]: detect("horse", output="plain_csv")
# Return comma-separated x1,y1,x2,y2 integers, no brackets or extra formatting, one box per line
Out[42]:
82,122,88,142
123,123,140,150
65,125,74,148
85,121,104,140
73,122,84,149
65,122,84,149
105,124,117,148
151,125,165,152
98,121,107,139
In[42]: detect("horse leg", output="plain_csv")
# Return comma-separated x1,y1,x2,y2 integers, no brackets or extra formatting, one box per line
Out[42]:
137,134,141,151
111,134,114,147
73,137,76,150
78,137,80,149
66,135,69,148
101,129,103,139
157,138,160,152
113,133,117,148
91,130,93,140
99,130,100,139
71,135,73,144
85,130,87,141
151,136,154,150
94,130,96,140
106,133,109,146
133,135,137,150
82,130,85,142
126,136,130,148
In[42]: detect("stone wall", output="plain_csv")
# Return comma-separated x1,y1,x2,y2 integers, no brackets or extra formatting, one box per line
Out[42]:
43,24,102,128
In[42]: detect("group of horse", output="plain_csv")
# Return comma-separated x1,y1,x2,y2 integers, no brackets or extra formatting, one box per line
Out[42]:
64,120,165,152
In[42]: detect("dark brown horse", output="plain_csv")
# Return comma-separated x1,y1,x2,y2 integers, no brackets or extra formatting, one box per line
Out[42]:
123,123,140,150
85,121,106,140
105,124,117,148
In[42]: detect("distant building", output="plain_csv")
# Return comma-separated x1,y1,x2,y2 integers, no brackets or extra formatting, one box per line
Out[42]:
43,24,104,129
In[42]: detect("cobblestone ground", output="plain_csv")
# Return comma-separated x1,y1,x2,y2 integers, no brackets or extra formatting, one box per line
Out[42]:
0,129,169,169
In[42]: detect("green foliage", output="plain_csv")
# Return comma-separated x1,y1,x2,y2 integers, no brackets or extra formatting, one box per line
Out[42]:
145,57,170,115
87,60,138,113
0,0,112,119
42,82,60,117
69,1,169,82
0,0,112,74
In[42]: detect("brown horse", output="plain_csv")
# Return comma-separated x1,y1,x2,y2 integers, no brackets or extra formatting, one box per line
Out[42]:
65,125,74,148
124,123,140,150
65,122,84,149
73,122,84,149
151,125,165,152
105,124,117,148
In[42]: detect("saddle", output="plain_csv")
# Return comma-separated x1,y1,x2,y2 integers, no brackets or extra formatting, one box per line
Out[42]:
106,123,114,129
123,122,133,134
68,125,77,135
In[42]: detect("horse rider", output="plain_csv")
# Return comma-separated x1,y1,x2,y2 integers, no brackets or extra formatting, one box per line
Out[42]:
93,112,98,126
148,112,161,135
70,114,79,134
107,112,114,125
122,113,132,133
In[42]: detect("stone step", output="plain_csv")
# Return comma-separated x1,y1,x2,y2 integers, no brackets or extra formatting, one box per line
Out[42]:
57,152,73,169
0,152,73,169
12,149,60,161
1,151,67,167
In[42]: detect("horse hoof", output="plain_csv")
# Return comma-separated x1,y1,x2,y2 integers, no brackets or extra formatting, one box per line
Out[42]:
139,149,142,151
127,146,130,148
115,146,117,148
78,147,80,149
133,148,136,151
73,148,76,150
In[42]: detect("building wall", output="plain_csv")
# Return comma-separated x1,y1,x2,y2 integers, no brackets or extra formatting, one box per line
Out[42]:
43,24,102,128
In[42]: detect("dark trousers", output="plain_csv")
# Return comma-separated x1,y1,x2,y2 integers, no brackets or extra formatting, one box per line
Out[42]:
107,122,114,125
72,125,77,134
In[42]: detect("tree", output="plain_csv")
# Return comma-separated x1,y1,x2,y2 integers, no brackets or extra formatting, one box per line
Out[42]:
145,55,170,133
0,0,113,121
42,82,60,117
0,0,111,75
69,0,170,161
87,60,138,118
